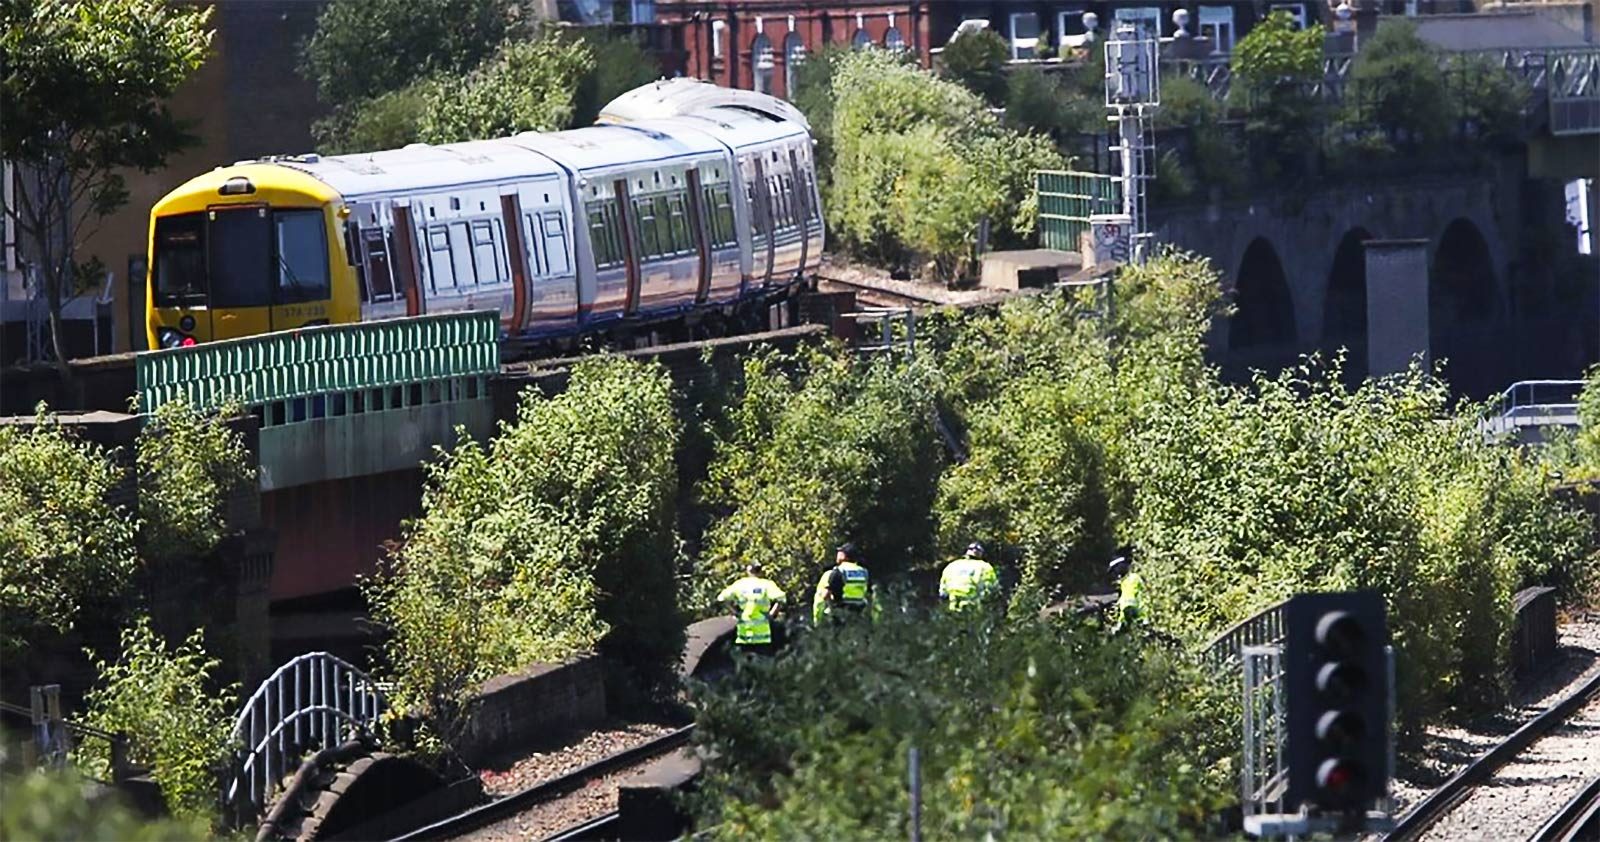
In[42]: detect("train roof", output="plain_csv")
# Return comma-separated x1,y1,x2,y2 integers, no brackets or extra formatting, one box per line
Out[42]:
278,139,567,201
504,121,727,175
599,78,811,132
638,108,810,152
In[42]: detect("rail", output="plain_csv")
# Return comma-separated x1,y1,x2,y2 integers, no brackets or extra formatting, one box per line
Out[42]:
225,652,387,825
135,311,499,417
1482,379,1585,437
1531,775,1600,842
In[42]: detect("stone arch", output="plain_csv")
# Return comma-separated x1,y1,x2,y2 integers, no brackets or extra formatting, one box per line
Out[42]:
1230,237,1298,350
1322,227,1373,379
1430,217,1502,395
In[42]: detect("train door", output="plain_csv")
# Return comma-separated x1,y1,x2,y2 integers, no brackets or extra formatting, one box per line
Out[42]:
686,168,713,303
390,202,424,316
748,154,775,287
516,181,580,328
787,147,810,282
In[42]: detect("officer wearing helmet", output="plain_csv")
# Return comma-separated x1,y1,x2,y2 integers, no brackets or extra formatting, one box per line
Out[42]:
812,542,874,626
939,542,999,611
1108,551,1144,633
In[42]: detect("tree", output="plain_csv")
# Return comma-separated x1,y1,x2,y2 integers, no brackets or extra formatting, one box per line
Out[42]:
569,30,664,128
75,617,238,825
0,412,137,655
365,357,681,749
938,28,1010,107
1341,21,1453,155
137,400,255,564
0,0,212,369
417,34,595,144
302,0,523,111
1,768,210,842
1229,10,1325,182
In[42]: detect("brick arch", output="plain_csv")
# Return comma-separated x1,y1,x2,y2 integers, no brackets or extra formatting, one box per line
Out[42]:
1430,217,1503,395
1230,237,1298,350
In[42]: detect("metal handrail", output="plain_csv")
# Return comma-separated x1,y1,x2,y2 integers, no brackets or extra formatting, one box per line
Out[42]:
1482,379,1585,435
1202,598,1288,668
225,652,386,823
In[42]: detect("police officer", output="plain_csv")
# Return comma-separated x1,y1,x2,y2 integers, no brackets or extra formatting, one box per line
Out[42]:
718,562,787,654
812,542,873,626
939,542,999,611
1108,553,1144,633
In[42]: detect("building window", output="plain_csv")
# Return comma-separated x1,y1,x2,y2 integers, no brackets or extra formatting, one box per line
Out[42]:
883,27,906,52
1057,9,1088,46
1113,6,1161,38
712,20,726,61
1009,12,1040,59
630,0,654,23
1269,3,1308,29
852,28,872,49
752,34,775,94
784,33,806,99
1198,6,1235,53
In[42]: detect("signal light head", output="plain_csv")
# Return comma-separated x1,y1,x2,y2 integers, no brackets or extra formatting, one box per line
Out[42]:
1315,709,1367,747
1316,758,1366,803
1315,610,1365,657
1316,661,1369,702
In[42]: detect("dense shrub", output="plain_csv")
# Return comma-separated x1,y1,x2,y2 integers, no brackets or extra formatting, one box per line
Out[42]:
937,28,1010,106
691,608,1236,839
829,50,1061,278
1339,21,1453,155
417,34,593,143
1,768,211,841
136,399,255,563
695,350,944,606
75,617,237,824
1229,11,1324,182
0,413,137,653
365,357,682,746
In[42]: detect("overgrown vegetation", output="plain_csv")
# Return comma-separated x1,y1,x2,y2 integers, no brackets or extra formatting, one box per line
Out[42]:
0,767,212,841
75,618,238,825
365,357,682,751
694,351,945,607
137,400,255,563
303,0,661,152
692,608,1236,839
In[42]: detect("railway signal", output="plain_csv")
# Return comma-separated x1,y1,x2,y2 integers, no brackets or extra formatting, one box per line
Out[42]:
1284,591,1392,822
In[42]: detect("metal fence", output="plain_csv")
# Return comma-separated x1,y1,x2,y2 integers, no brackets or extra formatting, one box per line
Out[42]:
135,312,500,418
1201,599,1287,670
1481,379,1585,437
1035,170,1124,252
225,652,387,824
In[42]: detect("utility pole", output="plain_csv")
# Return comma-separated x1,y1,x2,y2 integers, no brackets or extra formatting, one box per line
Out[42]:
1101,22,1160,266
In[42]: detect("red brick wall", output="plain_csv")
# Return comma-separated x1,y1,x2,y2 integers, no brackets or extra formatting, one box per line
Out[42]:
666,3,928,99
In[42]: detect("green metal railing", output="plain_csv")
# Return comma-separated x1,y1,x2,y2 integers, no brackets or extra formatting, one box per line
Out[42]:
136,312,500,417
1035,170,1123,253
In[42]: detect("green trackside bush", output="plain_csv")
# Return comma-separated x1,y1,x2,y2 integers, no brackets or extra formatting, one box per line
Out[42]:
136,399,256,564
1,767,212,841
690,607,1236,839
695,349,945,607
365,356,682,747
75,617,237,826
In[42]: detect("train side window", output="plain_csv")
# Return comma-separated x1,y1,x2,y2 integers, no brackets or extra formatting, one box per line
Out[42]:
747,182,765,237
588,202,623,270
427,225,454,291
470,219,503,285
449,221,476,287
364,229,396,301
522,213,546,276
704,185,737,248
634,196,663,259
666,193,692,254
542,213,571,275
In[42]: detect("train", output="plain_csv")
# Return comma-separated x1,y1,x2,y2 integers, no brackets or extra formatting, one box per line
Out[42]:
145,79,824,351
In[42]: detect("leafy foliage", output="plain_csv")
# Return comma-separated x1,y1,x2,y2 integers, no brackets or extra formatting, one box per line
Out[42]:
1004,67,1102,140
0,414,137,654
1229,11,1325,183
568,31,664,128
938,29,1011,106
1,0,212,367
691,609,1236,839
1339,21,1453,155
417,34,594,143
828,50,1062,278
1580,365,1600,472
75,617,237,824
312,83,431,155
695,350,945,607
302,0,521,110
136,400,255,563
366,357,682,748
0,767,210,842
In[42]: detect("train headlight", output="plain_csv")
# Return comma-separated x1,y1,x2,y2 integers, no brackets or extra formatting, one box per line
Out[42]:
179,314,196,332
157,327,193,349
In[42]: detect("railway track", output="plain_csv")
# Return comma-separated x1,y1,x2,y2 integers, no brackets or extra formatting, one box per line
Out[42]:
815,273,943,309
393,724,695,842
1385,666,1600,841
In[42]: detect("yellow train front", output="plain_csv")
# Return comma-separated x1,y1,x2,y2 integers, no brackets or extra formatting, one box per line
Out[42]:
146,164,359,349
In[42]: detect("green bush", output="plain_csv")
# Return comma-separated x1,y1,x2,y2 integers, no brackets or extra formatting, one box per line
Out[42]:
1340,21,1453,154
366,357,681,745
75,617,237,825
136,399,255,564
0,412,137,654
691,609,1236,839
1229,11,1325,182
829,50,1061,278
569,30,663,128
417,33,593,143
0,767,211,841
695,350,944,607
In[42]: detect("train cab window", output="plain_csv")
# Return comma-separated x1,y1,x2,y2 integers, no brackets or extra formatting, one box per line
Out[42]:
211,207,272,308
541,213,571,275
274,209,331,304
153,213,207,307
